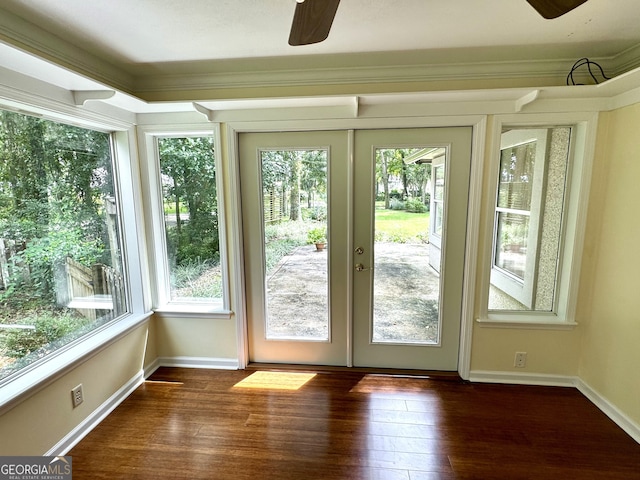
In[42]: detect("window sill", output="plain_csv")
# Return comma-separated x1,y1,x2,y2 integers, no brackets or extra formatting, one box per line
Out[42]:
476,317,578,330
153,304,233,319
0,312,152,416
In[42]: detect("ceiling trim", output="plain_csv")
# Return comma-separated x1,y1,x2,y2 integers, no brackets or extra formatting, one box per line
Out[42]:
0,7,133,93
131,47,640,101
610,43,640,76
1,4,639,104
135,58,574,93
132,58,631,103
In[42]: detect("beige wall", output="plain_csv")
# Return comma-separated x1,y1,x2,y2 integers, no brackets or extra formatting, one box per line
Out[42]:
153,315,237,360
577,103,640,426
470,327,582,375
0,322,149,455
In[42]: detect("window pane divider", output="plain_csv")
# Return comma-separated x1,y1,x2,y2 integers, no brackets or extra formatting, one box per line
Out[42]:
495,207,531,216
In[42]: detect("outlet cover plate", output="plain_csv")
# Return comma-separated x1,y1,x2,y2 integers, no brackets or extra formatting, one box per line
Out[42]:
71,384,84,407
515,352,527,368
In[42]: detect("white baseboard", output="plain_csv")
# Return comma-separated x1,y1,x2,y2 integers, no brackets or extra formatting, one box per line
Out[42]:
576,378,640,444
46,369,145,456
146,356,239,377
143,357,161,378
469,370,577,387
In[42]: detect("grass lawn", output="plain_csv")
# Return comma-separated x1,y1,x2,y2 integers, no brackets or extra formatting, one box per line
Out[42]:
375,207,430,243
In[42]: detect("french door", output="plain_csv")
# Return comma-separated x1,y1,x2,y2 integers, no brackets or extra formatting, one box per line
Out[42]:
239,127,472,370
239,131,350,365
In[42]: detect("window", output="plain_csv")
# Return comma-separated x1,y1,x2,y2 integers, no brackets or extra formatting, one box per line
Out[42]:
140,127,227,313
0,109,127,382
157,136,222,303
480,115,596,326
489,128,567,310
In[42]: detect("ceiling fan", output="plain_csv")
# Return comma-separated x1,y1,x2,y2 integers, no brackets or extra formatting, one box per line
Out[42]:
288,0,590,47
525,0,589,19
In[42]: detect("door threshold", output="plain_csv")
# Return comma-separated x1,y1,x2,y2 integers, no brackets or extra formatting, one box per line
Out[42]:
246,363,463,382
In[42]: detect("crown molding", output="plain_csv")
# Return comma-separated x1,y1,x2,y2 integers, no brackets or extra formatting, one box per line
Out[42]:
129,47,640,102
132,59,567,96
0,7,134,93
125,41,640,99
611,43,640,76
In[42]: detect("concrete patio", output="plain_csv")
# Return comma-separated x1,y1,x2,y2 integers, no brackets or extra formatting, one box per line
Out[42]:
266,242,440,343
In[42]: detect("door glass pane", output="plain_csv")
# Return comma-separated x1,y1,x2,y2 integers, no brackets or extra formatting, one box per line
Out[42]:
261,149,328,340
372,147,444,344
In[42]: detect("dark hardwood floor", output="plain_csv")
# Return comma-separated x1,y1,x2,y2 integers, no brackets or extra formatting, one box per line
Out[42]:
69,367,640,479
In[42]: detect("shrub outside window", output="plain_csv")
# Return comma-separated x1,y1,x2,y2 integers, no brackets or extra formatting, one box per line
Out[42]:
0,109,127,383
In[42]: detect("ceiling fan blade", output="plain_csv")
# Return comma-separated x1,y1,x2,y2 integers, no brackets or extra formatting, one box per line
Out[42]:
526,0,589,19
288,0,341,46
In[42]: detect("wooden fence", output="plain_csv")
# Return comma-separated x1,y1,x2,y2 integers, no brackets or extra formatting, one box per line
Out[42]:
0,238,126,321
264,188,286,224
65,257,126,320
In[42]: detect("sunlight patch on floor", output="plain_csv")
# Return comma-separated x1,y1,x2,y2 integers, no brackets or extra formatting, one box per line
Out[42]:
233,371,316,390
349,374,434,395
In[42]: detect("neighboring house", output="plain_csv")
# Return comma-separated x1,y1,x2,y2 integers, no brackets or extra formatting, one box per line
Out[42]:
0,3,638,455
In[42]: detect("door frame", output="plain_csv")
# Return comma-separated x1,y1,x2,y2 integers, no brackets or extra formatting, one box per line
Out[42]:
226,115,487,379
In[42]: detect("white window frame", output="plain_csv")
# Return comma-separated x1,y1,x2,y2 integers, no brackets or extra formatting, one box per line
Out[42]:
477,113,597,328
0,96,151,414
429,154,445,273
490,128,549,308
137,123,231,316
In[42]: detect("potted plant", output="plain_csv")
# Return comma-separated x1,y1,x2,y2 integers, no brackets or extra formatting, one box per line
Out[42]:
307,227,327,251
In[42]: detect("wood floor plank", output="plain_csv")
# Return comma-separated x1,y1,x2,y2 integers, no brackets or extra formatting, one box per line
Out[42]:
68,368,640,479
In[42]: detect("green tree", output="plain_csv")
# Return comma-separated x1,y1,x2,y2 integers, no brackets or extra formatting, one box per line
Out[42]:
375,148,432,209
158,137,218,264
376,149,405,208
405,161,431,203
0,111,113,302
300,150,327,209
0,111,49,241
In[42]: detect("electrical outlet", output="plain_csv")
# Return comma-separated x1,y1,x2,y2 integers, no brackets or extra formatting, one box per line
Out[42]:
71,384,84,408
514,352,527,368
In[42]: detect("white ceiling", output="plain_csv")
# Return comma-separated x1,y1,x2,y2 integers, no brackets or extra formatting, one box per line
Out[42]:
2,0,640,68
1,0,640,112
